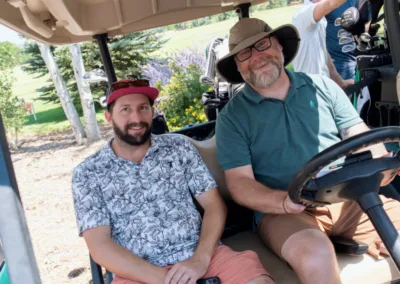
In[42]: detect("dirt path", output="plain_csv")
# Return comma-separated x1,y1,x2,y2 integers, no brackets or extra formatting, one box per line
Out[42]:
10,126,113,284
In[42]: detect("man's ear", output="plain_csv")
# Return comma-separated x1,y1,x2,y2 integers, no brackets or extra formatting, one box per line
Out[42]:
105,111,112,124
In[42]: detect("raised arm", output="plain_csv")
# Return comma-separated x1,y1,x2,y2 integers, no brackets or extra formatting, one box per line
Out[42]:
313,0,347,22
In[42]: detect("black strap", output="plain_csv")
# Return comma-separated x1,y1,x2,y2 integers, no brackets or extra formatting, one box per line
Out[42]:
344,72,380,95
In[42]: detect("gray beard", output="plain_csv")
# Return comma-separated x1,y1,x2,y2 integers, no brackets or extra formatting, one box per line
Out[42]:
244,57,284,89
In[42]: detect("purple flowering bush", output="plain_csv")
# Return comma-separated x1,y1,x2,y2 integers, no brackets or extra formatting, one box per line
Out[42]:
143,47,210,130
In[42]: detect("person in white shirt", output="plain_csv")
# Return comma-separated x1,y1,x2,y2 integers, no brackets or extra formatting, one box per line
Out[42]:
292,0,354,89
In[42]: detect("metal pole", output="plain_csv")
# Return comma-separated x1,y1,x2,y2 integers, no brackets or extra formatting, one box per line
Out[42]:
93,33,117,85
365,203,400,271
384,0,400,70
235,3,251,19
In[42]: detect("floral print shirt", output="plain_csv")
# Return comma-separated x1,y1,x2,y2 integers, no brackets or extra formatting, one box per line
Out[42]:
72,134,217,266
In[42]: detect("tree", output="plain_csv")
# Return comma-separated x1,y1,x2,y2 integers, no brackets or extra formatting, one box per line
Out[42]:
0,41,21,70
22,30,165,105
69,43,101,142
0,71,25,148
37,42,87,145
268,0,288,9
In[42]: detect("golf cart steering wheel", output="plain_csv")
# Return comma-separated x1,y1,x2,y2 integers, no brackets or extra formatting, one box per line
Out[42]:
288,126,400,270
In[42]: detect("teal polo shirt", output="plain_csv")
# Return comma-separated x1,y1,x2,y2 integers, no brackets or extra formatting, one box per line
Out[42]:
216,70,362,223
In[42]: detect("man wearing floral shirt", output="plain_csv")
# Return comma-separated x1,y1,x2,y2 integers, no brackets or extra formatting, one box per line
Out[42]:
72,79,272,284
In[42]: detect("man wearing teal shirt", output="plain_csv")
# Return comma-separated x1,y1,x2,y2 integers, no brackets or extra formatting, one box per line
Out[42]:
215,18,400,284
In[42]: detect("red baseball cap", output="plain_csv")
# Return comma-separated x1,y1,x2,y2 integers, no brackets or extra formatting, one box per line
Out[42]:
106,79,159,106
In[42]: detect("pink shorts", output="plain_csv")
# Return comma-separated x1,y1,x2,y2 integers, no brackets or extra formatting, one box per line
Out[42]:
112,245,271,284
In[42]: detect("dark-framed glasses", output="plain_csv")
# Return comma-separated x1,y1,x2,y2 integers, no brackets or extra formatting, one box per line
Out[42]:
235,37,273,62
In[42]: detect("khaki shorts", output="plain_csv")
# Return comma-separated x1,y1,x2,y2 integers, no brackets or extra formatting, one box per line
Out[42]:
112,245,271,284
258,196,400,259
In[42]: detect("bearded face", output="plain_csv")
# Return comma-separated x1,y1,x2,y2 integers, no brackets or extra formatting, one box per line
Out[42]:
241,55,284,88
236,37,285,89
112,120,152,146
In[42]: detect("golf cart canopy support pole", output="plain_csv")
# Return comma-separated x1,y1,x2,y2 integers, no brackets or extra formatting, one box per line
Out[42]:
384,0,400,70
235,3,251,19
0,113,41,284
93,33,117,85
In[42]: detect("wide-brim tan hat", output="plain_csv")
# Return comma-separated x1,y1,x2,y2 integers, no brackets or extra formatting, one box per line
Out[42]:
216,18,300,84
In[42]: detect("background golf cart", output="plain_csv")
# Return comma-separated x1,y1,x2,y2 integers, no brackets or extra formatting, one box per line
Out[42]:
0,0,400,283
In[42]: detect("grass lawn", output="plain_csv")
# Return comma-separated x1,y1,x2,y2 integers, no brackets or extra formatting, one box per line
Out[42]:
160,5,299,53
12,67,107,134
13,5,299,135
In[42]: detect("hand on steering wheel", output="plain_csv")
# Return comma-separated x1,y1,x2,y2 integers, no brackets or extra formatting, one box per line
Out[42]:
283,195,306,214
381,168,400,187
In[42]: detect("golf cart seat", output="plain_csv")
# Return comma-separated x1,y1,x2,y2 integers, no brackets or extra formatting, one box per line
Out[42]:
187,135,400,283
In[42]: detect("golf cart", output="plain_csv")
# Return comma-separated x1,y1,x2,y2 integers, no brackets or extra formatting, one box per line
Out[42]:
1,0,400,283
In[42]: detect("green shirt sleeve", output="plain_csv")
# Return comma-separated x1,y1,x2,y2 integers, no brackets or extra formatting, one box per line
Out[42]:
323,76,363,130
216,112,251,171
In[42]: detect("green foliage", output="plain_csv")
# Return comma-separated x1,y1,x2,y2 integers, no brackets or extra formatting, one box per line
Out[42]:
268,0,288,9
250,3,270,11
157,11,238,32
21,30,165,107
0,71,25,145
21,41,52,76
158,63,209,130
0,41,21,70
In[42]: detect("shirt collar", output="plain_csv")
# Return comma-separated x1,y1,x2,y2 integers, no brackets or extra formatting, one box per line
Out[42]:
242,69,307,104
102,134,162,163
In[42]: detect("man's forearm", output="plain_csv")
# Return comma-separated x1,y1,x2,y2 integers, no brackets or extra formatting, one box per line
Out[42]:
328,55,346,87
340,122,388,157
88,239,167,284
194,204,227,262
228,177,287,214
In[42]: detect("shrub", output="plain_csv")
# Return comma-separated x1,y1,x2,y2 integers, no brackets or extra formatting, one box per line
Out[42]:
0,71,25,147
157,62,209,130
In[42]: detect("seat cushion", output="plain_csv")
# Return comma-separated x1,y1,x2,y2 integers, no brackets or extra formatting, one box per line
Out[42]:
222,231,400,284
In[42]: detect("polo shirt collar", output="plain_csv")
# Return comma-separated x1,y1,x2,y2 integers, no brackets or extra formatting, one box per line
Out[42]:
242,69,307,104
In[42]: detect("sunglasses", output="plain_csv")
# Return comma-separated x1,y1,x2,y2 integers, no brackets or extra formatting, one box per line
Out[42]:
235,36,273,62
107,79,150,95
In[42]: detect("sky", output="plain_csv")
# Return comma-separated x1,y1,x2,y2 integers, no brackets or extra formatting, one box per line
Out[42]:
0,24,25,46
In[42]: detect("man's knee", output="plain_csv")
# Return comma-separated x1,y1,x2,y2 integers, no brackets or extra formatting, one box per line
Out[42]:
281,229,337,271
247,275,275,284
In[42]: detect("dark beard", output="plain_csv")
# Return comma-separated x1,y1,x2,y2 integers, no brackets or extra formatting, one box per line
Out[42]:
113,121,152,146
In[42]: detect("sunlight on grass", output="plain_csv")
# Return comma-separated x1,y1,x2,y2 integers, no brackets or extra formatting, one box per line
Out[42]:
12,66,108,134
159,5,299,54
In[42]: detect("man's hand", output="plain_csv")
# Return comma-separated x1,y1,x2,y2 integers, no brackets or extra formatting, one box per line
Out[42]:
380,168,400,187
283,195,306,214
340,78,354,89
164,254,210,284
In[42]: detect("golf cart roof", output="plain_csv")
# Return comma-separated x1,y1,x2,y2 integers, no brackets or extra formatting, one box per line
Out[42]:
1,0,265,45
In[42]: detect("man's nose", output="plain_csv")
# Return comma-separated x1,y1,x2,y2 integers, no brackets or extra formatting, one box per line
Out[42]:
128,110,142,123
